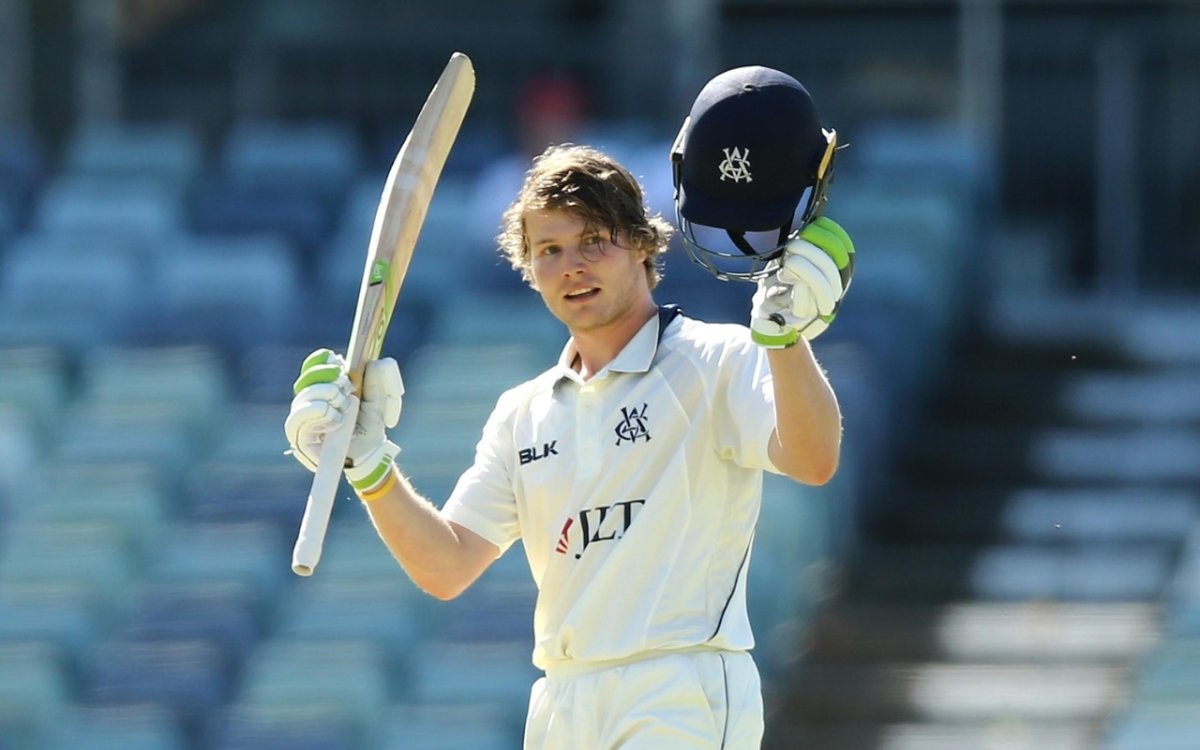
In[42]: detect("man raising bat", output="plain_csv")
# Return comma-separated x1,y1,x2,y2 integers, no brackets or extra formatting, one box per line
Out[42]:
285,65,854,749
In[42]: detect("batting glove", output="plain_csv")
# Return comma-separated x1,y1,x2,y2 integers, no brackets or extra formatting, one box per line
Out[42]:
284,348,404,494
750,216,855,347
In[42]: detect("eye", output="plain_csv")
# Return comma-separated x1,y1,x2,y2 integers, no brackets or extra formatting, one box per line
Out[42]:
538,244,561,257
581,234,603,246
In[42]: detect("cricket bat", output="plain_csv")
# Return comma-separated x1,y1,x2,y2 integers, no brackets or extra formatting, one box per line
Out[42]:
291,52,475,576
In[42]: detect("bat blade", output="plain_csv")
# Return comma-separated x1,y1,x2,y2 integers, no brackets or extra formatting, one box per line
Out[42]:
292,52,475,576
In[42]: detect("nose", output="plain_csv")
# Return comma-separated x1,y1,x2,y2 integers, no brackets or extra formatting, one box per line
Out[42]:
559,242,589,275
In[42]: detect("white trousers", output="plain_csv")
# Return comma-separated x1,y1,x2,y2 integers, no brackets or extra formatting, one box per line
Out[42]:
523,649,764,750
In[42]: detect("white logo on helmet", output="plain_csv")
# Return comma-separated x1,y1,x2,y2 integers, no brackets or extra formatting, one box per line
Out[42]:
718,147,752,183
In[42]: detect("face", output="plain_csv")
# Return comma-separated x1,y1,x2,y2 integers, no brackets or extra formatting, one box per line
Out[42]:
526,208,652,335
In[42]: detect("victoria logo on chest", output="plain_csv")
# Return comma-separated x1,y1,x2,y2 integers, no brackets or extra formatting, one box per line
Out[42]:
614,403,651,446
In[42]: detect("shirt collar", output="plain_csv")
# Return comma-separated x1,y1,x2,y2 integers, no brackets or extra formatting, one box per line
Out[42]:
552,305,682,384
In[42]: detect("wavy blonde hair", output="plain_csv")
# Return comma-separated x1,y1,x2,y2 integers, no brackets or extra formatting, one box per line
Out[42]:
497,144,673,289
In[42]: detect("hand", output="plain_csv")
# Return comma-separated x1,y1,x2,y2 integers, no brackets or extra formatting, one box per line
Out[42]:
283,348,405,494
750,216,855,347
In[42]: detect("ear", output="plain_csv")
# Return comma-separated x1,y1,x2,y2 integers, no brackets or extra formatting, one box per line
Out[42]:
628,235,650,263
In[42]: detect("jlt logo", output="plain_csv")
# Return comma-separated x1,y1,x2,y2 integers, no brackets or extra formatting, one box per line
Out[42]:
614,404,651,446
718,147,752,183
555,499,646,559
519,440,558,465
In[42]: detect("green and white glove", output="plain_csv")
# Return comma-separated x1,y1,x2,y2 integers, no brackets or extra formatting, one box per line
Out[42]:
750,216,855,348
284,348,404,495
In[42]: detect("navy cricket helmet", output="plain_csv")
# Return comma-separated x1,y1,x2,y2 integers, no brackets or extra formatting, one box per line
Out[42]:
670,65,839,281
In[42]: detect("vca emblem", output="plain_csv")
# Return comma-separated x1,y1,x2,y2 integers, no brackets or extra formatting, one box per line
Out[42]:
614,404,651,446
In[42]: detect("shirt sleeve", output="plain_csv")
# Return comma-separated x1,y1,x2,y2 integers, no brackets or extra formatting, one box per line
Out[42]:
441,389,523,555
710,330,781,474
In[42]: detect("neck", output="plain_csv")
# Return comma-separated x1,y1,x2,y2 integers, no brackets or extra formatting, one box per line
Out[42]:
571,299,658,379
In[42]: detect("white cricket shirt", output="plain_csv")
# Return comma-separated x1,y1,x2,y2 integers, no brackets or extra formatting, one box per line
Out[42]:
442,307,782,672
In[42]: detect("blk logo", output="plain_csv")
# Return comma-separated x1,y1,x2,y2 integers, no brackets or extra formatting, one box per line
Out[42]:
555,500,645,559
614,404,651,446
519,441,558,465
718,147,752,183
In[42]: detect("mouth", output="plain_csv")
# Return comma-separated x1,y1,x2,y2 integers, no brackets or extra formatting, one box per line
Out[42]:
563,287,600,302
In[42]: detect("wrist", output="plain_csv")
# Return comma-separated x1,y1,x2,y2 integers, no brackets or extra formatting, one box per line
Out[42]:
355,463,398,502
750,317,800,349
345,439,401,494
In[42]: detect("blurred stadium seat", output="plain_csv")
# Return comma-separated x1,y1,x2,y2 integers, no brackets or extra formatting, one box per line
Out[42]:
270,578,425,670
0,584,103,672
48,404,196,485
49,705,185,750
233,637,389,747
751,473,838,678
1104,706,1200,750
237,343,320,405
439,562,536,644
204,704,357,750
77,344,231,435
408,639,539,717
121,581,263,667
152,521,288,602
189,120,363,261
0,237,148,353
182,460,312,537
319,172,479,307
969,545,1172,602
63,122,202,187
0,642,70,750
195,402,291,465
381,704,519,750
220,120,363,202
23,462,169,562
304,522,416,584
34,175,184,239
0,129,45,232
0,405,35,501
0,519,138,623
188,178,333,265
82,638,233,735
134,235,304,352
0,346,68,446
654,244,752,326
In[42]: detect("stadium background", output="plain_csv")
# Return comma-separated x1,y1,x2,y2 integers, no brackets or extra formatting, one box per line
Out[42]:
1,1,1199,748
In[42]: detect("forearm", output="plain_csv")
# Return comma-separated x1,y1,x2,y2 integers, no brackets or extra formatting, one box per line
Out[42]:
358,464,494,600
766,339,842,484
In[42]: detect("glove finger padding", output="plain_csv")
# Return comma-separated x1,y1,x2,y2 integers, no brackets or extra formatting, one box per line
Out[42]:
293,348,347,394
800,316,831,341
362,358,404,428
285,379,355,472
285,348,353,473
779,247,840,317
800,216,855,291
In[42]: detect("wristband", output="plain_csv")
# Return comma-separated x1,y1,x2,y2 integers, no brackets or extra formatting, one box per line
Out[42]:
355,465,398,502
751,327,800,349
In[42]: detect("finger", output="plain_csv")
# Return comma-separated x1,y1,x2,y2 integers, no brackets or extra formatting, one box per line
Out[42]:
293,356,347,395
286,396,348,435
781,252,838,315
783,239,842,295
801,316,831,341
292,380,352,413
801,218,855,269
363,358,404,427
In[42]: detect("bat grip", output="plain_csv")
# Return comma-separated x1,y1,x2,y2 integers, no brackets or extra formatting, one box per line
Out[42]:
291,396,360,576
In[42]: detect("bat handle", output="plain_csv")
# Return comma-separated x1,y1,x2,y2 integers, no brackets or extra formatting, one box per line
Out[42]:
291,396,360,576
